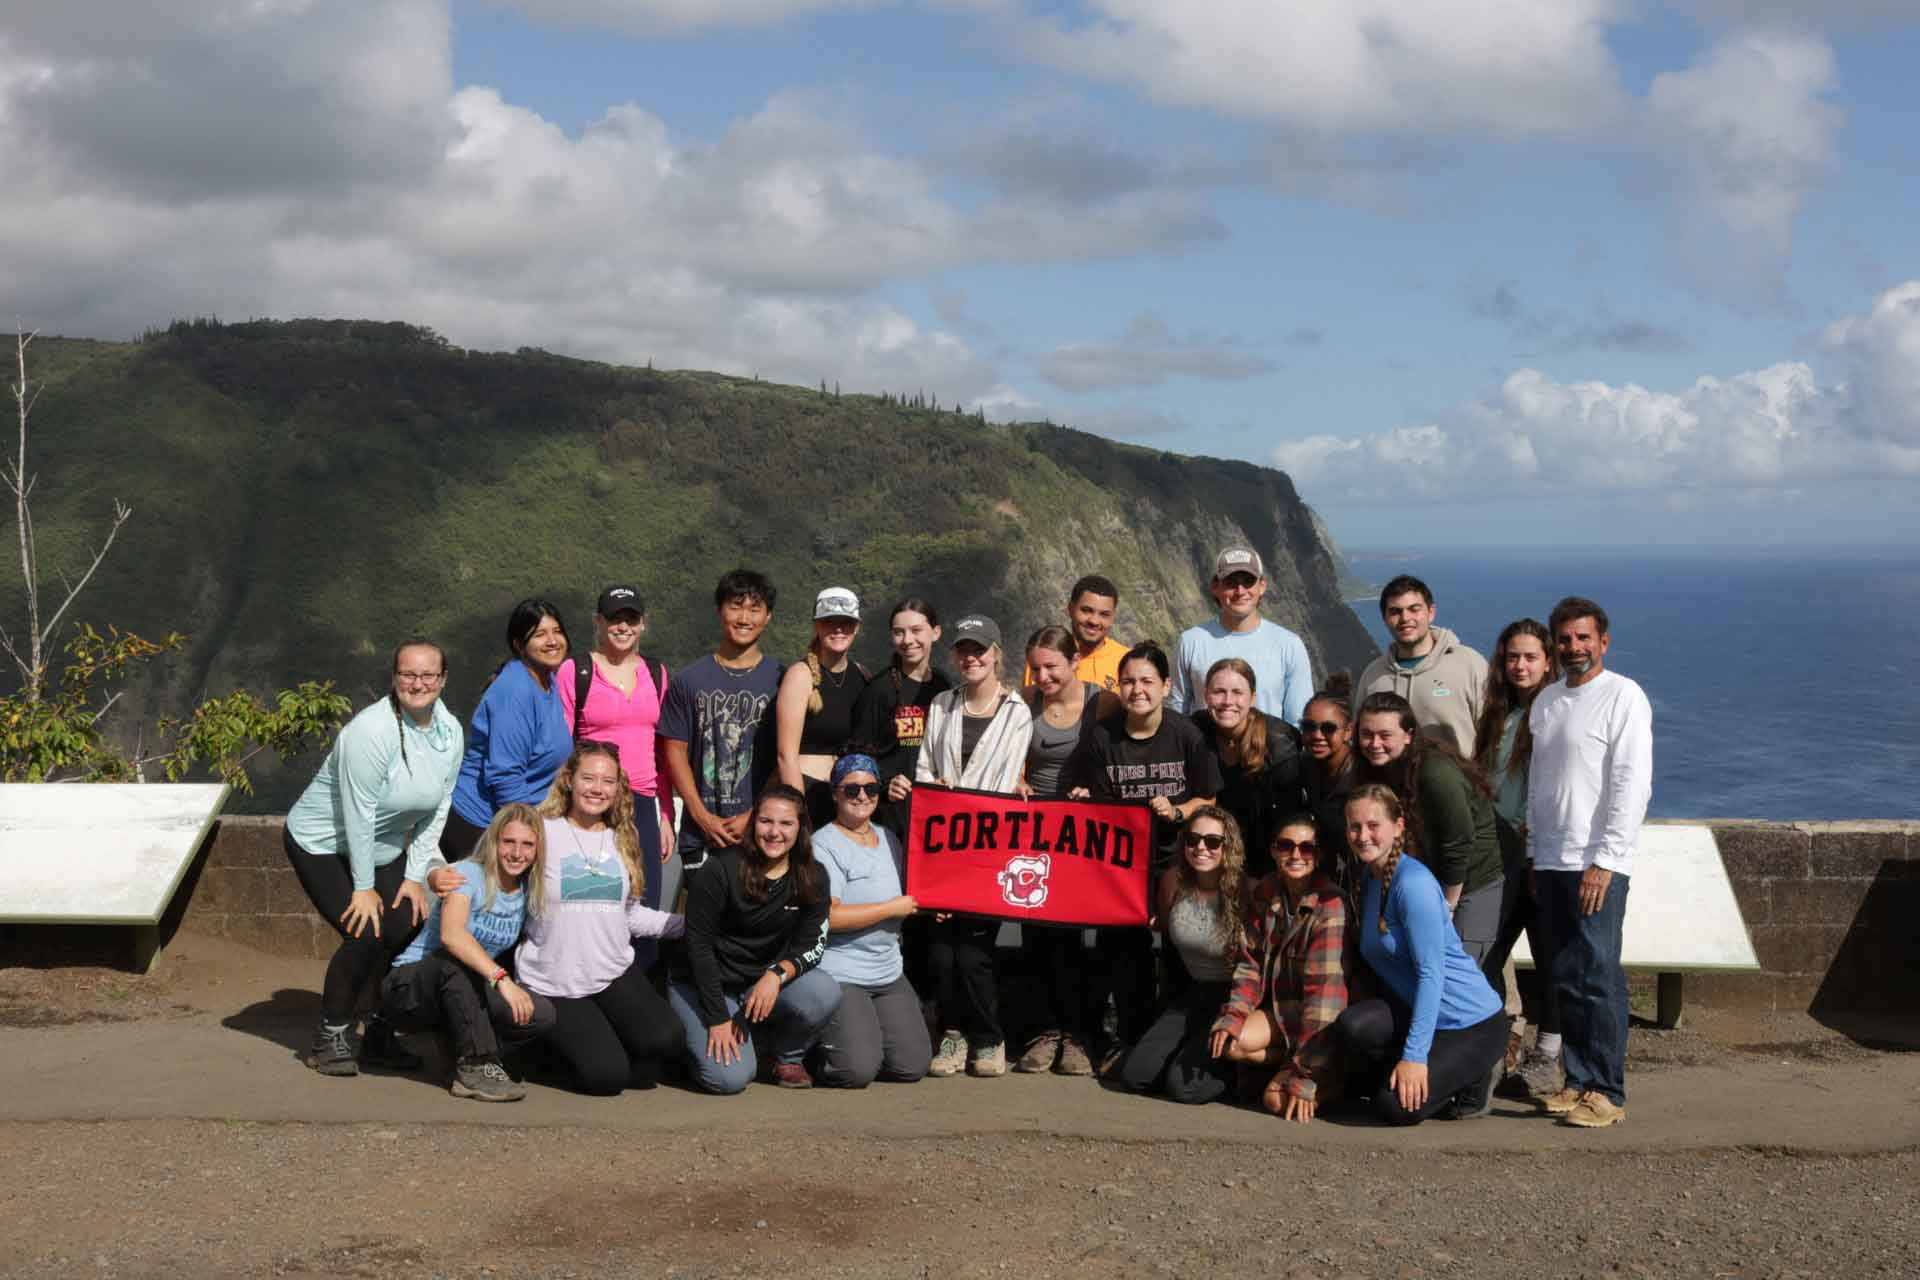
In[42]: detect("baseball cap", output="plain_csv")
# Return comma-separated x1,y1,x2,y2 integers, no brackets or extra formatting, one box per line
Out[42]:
596,585,645,617
814,586,861,621
1211,546,1264,581
950,614,1002,651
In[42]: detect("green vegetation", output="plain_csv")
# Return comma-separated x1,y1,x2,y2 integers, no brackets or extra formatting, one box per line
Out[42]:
7,318,1375,810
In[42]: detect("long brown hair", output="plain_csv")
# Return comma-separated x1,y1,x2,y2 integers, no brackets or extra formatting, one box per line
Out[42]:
1474,618,1558,781
538,741,645,900
1346,782,1406,935
1170,805,1248,956
739,783,825,906
1202,657,1269,771
1355,691,1492,865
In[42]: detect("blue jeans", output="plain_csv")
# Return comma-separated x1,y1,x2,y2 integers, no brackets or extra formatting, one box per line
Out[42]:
668,969,842,1095
1535,868,1630,1105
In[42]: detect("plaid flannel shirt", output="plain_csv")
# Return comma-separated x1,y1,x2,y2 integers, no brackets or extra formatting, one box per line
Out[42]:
1211,868,1352,1100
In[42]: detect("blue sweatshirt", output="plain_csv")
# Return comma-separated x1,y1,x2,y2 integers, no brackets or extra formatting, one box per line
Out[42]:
450,660,573,827
1357,854,1502,1063
286,697,463,891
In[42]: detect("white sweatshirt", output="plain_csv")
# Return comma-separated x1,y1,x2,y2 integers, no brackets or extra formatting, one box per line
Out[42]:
1526,670,1654,875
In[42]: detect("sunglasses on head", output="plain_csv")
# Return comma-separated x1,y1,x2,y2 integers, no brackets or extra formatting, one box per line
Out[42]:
1181,832,1225,851
837,782,882,799
1272,838,1319,857
1298,719,1343,737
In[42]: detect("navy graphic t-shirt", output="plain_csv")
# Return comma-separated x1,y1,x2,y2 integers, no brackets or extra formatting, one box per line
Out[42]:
658,654,782,858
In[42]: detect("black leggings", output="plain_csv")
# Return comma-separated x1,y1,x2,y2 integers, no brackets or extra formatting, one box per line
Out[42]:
284,827,425,1024
1021,925,1091,1038
438,809,487,862
1119,980,1232,1104
1484,817,1561,1035
1334,995,1509,1126
539,962,683,1096
930,917,1002,1048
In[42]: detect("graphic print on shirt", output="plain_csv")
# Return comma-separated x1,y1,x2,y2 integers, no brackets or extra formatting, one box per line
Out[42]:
695,686,775,816
1105,760,1188,799
893,704,927,749
557,850,624,903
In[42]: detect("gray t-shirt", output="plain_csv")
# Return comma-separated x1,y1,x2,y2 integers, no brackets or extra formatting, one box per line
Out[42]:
1023,682,1103,799
1167,893,1232,982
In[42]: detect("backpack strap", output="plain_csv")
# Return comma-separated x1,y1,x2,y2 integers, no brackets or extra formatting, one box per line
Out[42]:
572,657,593,741
642,655,665,701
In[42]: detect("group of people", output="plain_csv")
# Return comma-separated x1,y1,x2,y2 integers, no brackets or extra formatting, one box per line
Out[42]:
282,552,1652,1130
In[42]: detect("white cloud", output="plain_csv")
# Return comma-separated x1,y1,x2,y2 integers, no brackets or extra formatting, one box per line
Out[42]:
0,2,1219,406
1272,282,1920,503
1038,312,1275,393
487,0,885,34
980,0,1629,137
1644,32,1841,304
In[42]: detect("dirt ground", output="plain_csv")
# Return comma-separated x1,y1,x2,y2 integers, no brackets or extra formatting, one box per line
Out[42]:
2,931,1917,1279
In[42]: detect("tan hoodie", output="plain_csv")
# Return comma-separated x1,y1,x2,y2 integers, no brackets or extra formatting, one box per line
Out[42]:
1353,625,1489,757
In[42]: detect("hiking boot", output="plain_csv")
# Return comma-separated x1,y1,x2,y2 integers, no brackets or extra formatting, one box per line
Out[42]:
360,1017,423,1071
1015,1032,1061,1074
1540,1086,1584,1116
1054,1036,1094,1077
450,1057,526,1103
305,1023,359,1077
1503,1047,1565,1100
928,1030,967,1077
968,1041,1007,1078
1440,1057,1502,1120
1563,1092,1626,1128
772,1062,814,1089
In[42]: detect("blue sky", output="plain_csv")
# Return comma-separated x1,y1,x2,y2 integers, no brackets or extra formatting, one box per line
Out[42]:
7,1,1920,549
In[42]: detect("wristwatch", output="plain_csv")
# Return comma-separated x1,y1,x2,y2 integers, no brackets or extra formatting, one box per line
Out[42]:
766,964,788,985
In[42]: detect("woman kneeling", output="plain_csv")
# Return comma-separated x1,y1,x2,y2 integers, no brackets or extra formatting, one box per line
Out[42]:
670,784,843,1093
1332,784,1507,1125
1208,814,1351,1123
381,804,556,1102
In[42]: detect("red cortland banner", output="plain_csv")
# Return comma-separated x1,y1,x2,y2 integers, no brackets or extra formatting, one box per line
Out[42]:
904,783,1152,928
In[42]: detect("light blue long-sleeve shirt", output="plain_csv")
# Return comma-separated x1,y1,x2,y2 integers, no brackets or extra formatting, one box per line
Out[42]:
285,697,463,891
450,659,573,828
1357,854,1503,1063
1168,617,1313,725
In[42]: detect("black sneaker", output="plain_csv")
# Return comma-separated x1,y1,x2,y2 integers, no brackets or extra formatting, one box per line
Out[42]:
1440,1058,1502,1120
360,1017,424,1071
306,1023,359,1077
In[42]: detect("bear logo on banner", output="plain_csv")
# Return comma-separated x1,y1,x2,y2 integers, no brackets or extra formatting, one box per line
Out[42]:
996,854,1050,910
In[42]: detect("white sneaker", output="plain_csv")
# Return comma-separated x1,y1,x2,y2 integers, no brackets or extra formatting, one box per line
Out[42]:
928,1029,967,1077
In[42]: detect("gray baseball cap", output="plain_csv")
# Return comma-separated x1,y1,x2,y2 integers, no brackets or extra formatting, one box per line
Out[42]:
949,613,1002,651
1211,546,1265,580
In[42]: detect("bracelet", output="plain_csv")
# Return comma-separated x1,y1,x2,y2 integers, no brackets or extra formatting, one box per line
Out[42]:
489,969,508,988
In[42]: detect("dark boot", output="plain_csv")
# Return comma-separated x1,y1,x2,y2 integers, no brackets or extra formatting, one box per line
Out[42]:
360,1015,424,1071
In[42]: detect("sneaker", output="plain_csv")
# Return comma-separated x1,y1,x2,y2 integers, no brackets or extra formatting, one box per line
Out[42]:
968,1042,1007,1078
1097,1043,1127,1080
1504,1047,1565,1100
360,1017,424,1071
1015,1032,1061,1074
1054,1036,1094,1077
1563,1092,1626,1128
1440,1057,1503,1120
450,1057,526,1103
772,1062,814,1089
928,1030,967,1077
1540,1086,1585,1115
306,1022,359,1077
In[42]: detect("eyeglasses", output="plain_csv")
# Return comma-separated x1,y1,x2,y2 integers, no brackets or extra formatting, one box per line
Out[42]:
837,782,881,799
1181,832,1225,851
394,672,445,686
1272,838,1319,857
1298,719,1343,737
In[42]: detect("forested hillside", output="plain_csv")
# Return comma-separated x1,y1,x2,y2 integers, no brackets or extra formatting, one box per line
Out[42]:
11,319,1375,809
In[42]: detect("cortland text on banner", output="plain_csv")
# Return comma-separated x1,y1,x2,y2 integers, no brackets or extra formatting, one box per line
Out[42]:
904,783,1152,928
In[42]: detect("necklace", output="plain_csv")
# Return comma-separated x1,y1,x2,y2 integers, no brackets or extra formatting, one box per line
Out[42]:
822,661,850,690
566,821,615,878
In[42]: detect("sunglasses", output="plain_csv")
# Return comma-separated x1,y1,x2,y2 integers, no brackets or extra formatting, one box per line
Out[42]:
1181,832,1226,851
1272,838,1319,857
837,782,882,799
1298,720,1344,737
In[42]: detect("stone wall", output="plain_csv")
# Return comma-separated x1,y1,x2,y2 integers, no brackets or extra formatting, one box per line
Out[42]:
174,817,1920,1013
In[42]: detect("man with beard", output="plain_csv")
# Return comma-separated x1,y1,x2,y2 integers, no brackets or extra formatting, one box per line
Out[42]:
1527,596,1652,1130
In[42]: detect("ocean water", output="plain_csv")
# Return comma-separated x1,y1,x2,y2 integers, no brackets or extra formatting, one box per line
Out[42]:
1343,552,1920,821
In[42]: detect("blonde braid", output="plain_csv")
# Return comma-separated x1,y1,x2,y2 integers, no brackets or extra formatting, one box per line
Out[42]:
1377,835,1404,936
806,648,825,715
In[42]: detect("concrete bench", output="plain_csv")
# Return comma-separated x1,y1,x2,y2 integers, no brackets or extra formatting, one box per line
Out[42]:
1512,824,1760,1028
0,782,231,971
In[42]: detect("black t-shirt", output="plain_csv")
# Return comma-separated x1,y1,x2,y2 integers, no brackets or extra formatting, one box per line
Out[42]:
798,661,871,756
1077,709,1225,867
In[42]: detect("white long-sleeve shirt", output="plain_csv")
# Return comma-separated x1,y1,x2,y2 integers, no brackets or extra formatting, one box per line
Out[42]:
1526,670,1653,876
